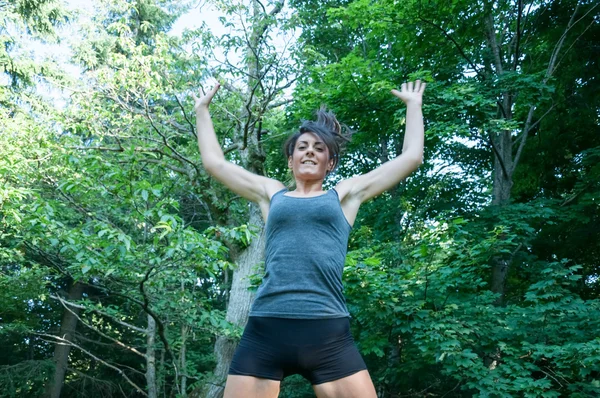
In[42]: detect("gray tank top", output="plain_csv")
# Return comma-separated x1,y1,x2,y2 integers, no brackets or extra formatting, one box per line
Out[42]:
249,188,352,319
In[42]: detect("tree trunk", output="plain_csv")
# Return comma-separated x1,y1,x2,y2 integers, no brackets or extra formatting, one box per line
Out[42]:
485,1,582,305
180,324,188,397
191,3,285,397
489,119,515,305
201,205,266,398
486,6,515,305
146,314,157,398
490,254,511,304
491,129,513,207
159,348,165,397
46,281,84,398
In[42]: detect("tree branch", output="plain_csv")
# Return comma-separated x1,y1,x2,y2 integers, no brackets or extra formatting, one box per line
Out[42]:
546,1,581,79
49,294,147,334
513,0,523,71
511,106,535,177
486,12,504,75
418,16,485,80
53,294,146,358
223,143,240,155
139,158,190,175
560,182,593,207
512,100,559,176
266,97,292,110
37,333,148,397
161,72,196,138
173,97,196,138
142,97,200,177
553,17,596,74
488,132,510,180
138,266,181,391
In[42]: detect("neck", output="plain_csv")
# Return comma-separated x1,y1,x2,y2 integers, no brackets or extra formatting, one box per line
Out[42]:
293,179,325,194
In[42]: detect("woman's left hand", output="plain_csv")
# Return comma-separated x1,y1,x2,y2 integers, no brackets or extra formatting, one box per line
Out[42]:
391,80,426,106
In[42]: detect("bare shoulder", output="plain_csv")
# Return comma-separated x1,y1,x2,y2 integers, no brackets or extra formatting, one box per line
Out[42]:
256,177,286,222
207,160,285,206
252,175,285,210
334,177,363,227
263,178,287,201
334,175,368,203
334,178,354,202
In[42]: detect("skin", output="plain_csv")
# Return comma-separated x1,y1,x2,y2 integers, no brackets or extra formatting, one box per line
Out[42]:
194,80,426,398
286,132,334,196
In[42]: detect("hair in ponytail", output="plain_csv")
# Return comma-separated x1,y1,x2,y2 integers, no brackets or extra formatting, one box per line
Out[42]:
284,107,352,172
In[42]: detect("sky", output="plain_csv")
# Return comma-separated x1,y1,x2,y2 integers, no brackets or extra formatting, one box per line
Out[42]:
18,1,231,107
64,0,226,34
28,1,297,100
30,1,229,69
169,2,226,36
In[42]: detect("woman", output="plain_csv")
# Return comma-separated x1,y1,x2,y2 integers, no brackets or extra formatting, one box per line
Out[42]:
194,80,426,398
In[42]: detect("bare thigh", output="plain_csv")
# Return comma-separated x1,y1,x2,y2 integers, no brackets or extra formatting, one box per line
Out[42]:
223,375,281,398
312,370,377,398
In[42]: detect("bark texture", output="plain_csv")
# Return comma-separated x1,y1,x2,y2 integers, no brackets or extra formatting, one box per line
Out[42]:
180,323,189,396
485,3,580,304
46,281,84,398
146,314,157,398
202,205,266,398
193,3,284,397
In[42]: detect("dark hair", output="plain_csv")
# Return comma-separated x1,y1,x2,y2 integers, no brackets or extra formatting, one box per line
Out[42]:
284,107,352,172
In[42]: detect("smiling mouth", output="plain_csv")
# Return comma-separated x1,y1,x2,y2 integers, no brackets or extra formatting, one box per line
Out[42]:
301,161,316,165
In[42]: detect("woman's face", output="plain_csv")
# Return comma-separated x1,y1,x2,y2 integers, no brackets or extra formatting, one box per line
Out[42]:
288,132,333,180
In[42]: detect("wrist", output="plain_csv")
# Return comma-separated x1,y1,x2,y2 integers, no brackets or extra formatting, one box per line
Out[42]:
405,101,423,109
195,106,210,115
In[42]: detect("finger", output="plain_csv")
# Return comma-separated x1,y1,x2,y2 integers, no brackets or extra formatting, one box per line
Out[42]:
205,84,220,99
419,82,426,93
401,82,407,92
391,89,401,98
408,81,414,92
414,80,421,92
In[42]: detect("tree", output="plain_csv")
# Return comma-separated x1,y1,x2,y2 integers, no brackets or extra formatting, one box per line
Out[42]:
2,0,235,396
2,0,598,396
184,1,302,396
284,0,600,395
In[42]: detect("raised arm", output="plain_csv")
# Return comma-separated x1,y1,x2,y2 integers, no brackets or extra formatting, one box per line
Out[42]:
193,84,284,215
335,80,426,225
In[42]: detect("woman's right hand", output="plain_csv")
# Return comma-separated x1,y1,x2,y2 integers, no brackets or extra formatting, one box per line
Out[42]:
391,80,425,107
193,83,220,112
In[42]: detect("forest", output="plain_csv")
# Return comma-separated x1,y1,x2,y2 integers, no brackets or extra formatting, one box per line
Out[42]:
1,0,599,397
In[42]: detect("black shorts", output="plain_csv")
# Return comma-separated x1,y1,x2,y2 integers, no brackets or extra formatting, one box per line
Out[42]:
228,316,367,385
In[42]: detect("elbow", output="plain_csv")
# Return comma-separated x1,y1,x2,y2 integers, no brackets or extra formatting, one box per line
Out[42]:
202,158,224,175
410,158,423,174
408,153,423,170
401,148,423,168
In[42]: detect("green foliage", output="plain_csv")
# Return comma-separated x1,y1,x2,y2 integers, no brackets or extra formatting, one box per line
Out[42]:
279,374,316,398
344,215,600,396
1,0,599,396
3,0,68,37
0,0,68,101
0,360,54,398
290,1,599,393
